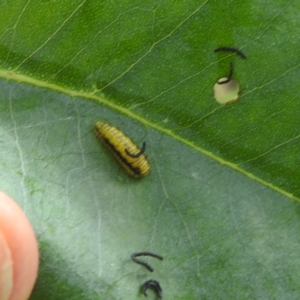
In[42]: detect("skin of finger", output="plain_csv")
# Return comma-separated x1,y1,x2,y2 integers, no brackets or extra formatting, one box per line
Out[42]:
0,191,39,300
0,231,13,300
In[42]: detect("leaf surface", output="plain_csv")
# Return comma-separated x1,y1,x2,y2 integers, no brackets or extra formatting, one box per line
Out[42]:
0,1,299,299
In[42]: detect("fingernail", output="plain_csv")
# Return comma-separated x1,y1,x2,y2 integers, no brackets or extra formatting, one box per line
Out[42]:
0,231,13,300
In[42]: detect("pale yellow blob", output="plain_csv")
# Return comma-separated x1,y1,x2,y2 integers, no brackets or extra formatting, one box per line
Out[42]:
214,78,240,104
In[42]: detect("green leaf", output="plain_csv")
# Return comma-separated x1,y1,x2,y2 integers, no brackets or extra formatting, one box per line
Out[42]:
1,1,300,299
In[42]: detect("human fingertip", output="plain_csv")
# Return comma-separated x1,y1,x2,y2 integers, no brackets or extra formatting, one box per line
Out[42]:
0,231,13,300
0,191,39,300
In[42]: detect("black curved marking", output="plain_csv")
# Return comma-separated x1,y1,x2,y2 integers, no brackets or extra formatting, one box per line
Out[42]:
102,137,141,176
126,141,146,158
141,279,162,299
218,62,234,84
131,252,163,272
214,46,246,59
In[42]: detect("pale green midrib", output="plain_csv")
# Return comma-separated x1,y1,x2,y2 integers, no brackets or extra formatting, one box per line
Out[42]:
1,69,299,203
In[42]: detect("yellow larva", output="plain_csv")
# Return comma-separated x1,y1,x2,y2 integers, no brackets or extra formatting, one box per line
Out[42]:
94,121,150,178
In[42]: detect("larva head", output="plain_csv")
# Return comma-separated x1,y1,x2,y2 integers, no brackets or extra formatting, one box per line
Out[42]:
94,121,108,138
95,121,105,130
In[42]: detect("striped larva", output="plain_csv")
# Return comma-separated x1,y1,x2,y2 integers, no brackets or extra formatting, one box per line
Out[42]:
94,121,150,178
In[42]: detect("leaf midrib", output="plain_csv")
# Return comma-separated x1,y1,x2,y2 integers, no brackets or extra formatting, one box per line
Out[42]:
1,69,298,203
